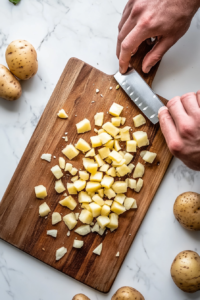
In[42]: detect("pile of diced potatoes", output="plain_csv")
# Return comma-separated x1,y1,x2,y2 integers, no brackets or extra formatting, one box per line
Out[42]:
35,102,157,260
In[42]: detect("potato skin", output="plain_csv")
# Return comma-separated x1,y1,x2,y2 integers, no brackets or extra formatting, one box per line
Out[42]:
0,64,22,101
111,286,145,300
173,192,200,231
72,294,90,300
171,250,200,293
6,40,38,80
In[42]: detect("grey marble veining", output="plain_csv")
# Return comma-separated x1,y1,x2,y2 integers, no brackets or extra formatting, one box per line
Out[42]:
0,1,200,299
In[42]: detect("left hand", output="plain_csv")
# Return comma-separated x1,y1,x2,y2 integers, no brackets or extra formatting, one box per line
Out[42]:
158,91,200,170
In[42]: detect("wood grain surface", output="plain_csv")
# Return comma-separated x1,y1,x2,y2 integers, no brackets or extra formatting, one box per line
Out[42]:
0,42,172,293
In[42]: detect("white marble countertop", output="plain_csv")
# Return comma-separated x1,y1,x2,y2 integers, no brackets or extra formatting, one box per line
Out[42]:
0,1,200,299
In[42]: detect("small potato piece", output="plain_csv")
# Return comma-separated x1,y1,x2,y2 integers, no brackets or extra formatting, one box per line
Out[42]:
70,167,78,176
85,148,95,157
111,117,121,127
57,109,68,119
101,175,114,189
89,202,102,218
6,40,38,80
171,250,200,293
52,212,62,225
120,127,131,141
114,194,126,205
76,118,91,134
79,171,89,181
112,181,127,194
78,191,92,203
75,225,91,236
133,114,146,127
94,154,105,167
114,140,121,152
111,286,145,300
63,212,77,230
97,215,110,228
90,172,103,182
73,180,86,192
86,182,101,192
109,102,123,117
124,153,133,165
133,131,149,148
72,294,90,300
126,140,137,152
94,112,104,126
56,247,67,261
35,185,47,199
93,243,103,255
62,144,79,160
116,164,131,177
67,183,77,195
41,153,52,162
98,147,110,159
73,240,84,249
59,196,77,210
92,194,104,206
59,157,65,169
121,117,126,125
90,136,102,147
106,167,116,177
39,202,51,217
104,140,114,149
109,150,123,163
103,122,120,137
107,213,118,229
101,205,110,216
55,179,66,193
51,165,63,179
111,201,126,215
79,209,93,224
75,138,91,153
124,197,135,210
135,178,143,193
0,64,22,101
104,188,116,199
173,192,200,231
133,162,145,178
65,163,73,172
100,164,110,172
143,151,157,163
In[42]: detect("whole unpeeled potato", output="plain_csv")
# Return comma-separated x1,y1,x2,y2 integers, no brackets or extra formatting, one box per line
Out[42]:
174,192,200,231
111,286,145,300
6,40,38,80
171,250,200,293
72,294,90,300
0,64,22,101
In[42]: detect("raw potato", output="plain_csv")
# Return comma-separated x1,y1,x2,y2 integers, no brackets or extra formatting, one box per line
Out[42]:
47,230,57,238
56,247,67,261
75,225,91,236
173,192,200,231
170,250,200,293
6,40,38,80
93,243,103,255
111,286,145,300
0,64,22,101
52,212,62,225
72,294,90,300
39,202,51,217
76,118,91,133
109,102,123,117
41,153,52,162
133,114,146,127
62,144,79,160
57,109,68,119
35,185,47,199
55,179,66,193
73,240,84,249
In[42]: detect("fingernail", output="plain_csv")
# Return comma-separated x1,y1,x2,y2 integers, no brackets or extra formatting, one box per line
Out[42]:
145,65,152,73
158,106,168,114
119,66,123,74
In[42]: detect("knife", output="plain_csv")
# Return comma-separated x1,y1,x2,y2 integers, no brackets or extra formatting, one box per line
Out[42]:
114,68,164,125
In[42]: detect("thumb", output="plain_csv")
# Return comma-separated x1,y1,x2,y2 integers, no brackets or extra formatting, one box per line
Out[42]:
142,37,175,73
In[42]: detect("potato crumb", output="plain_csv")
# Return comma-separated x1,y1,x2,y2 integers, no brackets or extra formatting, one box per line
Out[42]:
116,85,120,90
96,89,99,93
100,94,103,97
110,87,113,90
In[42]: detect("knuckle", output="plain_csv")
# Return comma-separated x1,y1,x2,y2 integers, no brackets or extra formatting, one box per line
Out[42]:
121,40,131,52
179,123,193,137
168,140,183,155
167,96,180,109
117,34,123,44
180,92,196,101
140,15,153,28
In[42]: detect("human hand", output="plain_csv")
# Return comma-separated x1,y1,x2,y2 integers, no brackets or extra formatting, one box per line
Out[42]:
158,92,200,170
117,0,200,74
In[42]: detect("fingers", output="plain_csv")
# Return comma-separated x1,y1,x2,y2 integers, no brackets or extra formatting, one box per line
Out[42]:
158,107,182,155
180,92,200,115
142,37,175,73
119,25,149,73
167,96,188,129
118,2,132,32
196,90,200,107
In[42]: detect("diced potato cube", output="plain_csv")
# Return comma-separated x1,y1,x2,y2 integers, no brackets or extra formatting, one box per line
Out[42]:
79,171,89,180
101,205,110,216
97,216,110,229
114,135,121,140
35,185,47,199
98,147,110,159
65,136,68,142
105,157,112,164
75,138,91,153
73,240,84,248
67,183,77,195
70,167,78,176
131,199,137,208
109,150,123,163
94,154,105,167
143,151,157,163
98,227,106,235
86,182,101,192
124,153,133,165
88,192,95,197
59,157,65,169
65,163,72,172
133,114,146,127
92,194,105,206
81,203,92,212
112,181,127,193
93,243,103,255
114,140,121,151
116,164,131,176
82,157,94,169
78,191,92,203
94,112,104,126
75,225,91,235
114,194,126,205
56,247,67,261
89,202,102,217
90,136,102,148
62,144,79,160
106,167,116,177
75,213,80,220
128,163,135,172
129,178,137,189
55,179,66,193
104,140,114,149
102,122,120,137
87,163,98,175
39,202,51,217
126,140,137,152
91,222,100,233
73,180,86,191
119,151,125,158
104,188,116,199
98,188,104,198
63,212,77,230
85,148,95,157
100,164,110,172
135,178,143,192
111,117,121,127
107,213,119,229
121,117,126,125
76,118,91,134
133,131,149,148
111,201,126,215
99,132,112,144
57,109,68,119
101,175,114,189
79,209,93,224
109,102,123,117
104,200,113,206
51,165,63,179
98,129,106,135
120,126,131,141
59,195,77,210
90,172,103,182
124,197,136,210
41,153,52,162
71,176,79,182
52,212,62,225
133,162,145,178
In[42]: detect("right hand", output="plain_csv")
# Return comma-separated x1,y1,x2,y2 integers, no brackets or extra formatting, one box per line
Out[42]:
117,0,200,74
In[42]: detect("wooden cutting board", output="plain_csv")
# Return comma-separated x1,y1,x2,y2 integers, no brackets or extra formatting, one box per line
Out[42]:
0,42,172,293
